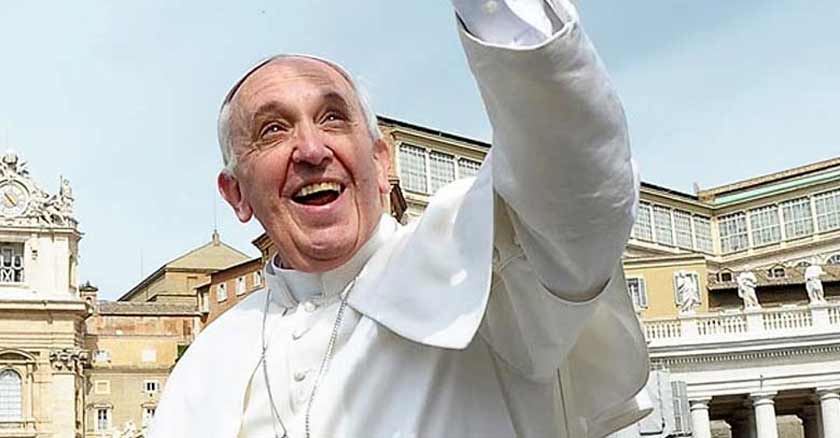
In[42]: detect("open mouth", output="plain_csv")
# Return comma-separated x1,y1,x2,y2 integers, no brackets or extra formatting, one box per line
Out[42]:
292,181,346,206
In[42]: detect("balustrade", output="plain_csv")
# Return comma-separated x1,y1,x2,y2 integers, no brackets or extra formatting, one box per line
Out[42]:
762,307,813,332
829,306,840,325
642,301,840,345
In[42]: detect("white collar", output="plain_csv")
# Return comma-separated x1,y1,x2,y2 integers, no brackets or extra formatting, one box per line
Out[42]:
264,214,398,308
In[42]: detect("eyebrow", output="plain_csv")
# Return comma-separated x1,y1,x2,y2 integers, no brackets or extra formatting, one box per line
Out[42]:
247,89,355,124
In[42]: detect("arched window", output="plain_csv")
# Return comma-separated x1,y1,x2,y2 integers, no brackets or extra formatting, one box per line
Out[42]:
0,369,22,421
828,254,840,265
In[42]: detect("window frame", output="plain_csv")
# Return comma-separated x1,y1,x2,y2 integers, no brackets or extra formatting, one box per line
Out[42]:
0,369,23,422
719,212,749,253
144,379,160,394
95,407,112,431
749,205,782,247
625,276,648,309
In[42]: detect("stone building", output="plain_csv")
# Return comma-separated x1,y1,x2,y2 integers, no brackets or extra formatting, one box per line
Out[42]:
0,151,251,437
0,151,87,438
82,282,200,438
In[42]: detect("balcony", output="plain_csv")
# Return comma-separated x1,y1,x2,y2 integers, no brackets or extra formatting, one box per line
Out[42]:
643,301,840,347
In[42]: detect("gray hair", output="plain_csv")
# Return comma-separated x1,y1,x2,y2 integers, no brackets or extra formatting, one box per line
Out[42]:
217,54,383,172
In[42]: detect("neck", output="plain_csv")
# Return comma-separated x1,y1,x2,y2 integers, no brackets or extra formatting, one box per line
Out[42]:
267,214,394,304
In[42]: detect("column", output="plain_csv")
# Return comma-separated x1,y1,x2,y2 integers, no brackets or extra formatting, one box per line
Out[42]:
800,405,822,438
818,388,840,438
690,398,712,438
751,392,778,438
732,407,758,438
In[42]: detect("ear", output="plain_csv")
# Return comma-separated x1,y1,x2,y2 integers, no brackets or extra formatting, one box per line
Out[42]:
372,138,392,196
217,170,253,223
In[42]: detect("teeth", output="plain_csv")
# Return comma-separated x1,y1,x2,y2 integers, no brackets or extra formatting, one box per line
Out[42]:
295,182,342,198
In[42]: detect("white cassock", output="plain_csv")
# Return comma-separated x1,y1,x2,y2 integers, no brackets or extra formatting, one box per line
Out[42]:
149,1,650,437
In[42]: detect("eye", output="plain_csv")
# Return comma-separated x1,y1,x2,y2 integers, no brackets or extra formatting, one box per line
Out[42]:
322,111,346,124
259,122,286,139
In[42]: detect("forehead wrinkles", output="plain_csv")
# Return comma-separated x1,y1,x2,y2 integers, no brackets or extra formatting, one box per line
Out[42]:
231,58,357,122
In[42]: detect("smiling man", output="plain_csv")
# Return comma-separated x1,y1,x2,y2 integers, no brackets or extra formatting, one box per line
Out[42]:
150,1,650,437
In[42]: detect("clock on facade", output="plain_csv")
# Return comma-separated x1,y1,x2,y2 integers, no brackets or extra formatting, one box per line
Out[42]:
0,180,29,218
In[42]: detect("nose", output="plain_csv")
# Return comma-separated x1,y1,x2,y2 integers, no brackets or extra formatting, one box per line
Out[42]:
290,123,333,167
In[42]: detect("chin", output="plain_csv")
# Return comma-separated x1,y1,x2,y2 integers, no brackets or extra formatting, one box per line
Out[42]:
296,230,359,271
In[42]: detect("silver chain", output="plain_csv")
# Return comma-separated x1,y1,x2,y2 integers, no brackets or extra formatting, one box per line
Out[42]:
259,279,356,438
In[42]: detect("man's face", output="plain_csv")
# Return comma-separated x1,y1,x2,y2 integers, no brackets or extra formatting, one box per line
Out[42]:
219,58,391,273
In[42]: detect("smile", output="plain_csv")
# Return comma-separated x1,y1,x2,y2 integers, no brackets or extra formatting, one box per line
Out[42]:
292,181,346,206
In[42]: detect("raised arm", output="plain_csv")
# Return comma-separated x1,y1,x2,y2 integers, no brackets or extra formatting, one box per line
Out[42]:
455,0,638,300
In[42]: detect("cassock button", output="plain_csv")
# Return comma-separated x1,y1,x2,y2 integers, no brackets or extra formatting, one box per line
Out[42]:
303,301,317,313
294,371,307,382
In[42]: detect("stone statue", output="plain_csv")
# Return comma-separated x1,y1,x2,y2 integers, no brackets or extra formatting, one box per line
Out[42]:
57,176,74,216
805,264,826,304
675,271,701,314
0,150,28,177
736,272,761,309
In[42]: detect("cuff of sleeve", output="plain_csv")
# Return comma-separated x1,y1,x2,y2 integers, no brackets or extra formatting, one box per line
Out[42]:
454,0,578,47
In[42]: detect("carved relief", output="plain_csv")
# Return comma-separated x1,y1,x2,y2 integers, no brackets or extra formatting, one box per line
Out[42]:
49,348,89,374
0,151,76,227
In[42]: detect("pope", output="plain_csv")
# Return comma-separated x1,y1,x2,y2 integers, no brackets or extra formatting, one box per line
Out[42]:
149,1,650,437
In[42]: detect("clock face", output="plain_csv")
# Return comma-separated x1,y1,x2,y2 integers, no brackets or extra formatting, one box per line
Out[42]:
0,181,29,218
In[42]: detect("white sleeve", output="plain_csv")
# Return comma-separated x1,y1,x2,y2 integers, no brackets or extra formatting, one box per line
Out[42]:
451,0,561,46
459,0,639,301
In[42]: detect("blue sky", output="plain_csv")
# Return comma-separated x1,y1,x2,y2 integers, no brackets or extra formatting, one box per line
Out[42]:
1,1,838,300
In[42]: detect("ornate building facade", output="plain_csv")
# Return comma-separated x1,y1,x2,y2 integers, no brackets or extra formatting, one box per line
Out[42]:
0,151,87,438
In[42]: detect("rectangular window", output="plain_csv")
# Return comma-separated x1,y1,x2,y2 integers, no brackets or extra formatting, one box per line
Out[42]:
94,380,110,395
236,276,246,296
144,380,160,394
693,216,714,253
457,158,481,179
143,407,156,426
96,408,111,431
719,213,749,253
429,151,456,193
217,283,228,302
671,381,692,434
653,206,674,246
199,291,209,313
782,197,814,239
253,270,263,287
631,203,653,241
673,210,694,249
814,189,840,233
749,205,781,246
626,277,648,309
0,243,24,283
398,144,428,194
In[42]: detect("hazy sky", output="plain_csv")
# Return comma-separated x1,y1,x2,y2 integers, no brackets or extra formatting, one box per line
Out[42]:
1,1,838,300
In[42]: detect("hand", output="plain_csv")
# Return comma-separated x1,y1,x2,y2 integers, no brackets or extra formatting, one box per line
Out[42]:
450,0,554,45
